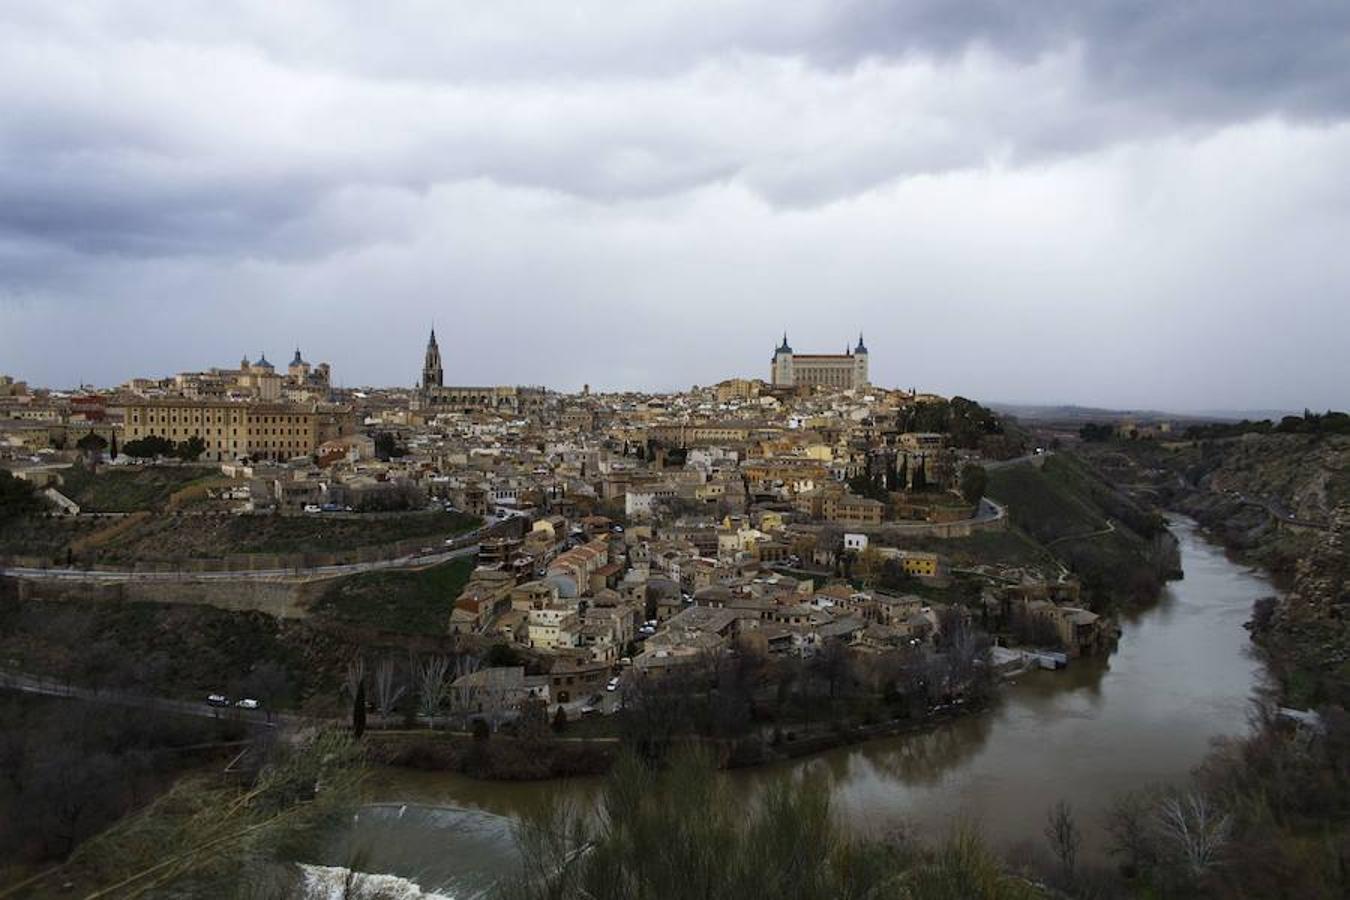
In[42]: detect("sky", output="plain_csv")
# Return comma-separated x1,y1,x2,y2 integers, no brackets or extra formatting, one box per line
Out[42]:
1,2,1348,412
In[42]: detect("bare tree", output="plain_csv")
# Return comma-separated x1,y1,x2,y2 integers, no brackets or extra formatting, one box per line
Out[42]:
342,655,366,700
453,650,482,679
1107,791,1157,877
373,657,405,723
811,638,853,700
414,655,451,728
1155,789,1231,877
1044,799,1081,881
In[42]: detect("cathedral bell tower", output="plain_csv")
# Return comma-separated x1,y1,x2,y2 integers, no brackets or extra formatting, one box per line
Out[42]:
422,328,443,389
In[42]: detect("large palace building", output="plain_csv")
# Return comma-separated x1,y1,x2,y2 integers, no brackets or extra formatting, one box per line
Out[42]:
770,334,869,390
122,399,355,462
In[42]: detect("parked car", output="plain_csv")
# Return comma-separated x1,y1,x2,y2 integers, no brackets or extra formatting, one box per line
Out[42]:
303,504,322,514
206,694,229,707
580,705,598,716
235,698,260,710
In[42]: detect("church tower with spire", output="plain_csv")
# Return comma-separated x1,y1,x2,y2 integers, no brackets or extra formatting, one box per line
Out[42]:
421,328,443,389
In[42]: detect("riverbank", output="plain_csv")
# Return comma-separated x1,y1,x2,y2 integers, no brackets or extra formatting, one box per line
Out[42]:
362,697,995,781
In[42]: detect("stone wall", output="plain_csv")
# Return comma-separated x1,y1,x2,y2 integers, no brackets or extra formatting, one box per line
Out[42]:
7,573,341,619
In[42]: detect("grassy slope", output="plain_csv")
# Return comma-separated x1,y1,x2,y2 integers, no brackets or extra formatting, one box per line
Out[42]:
98,510,481,560
0,586,302,699
57,465,211,513
986,454,1172,610
309,556,476,634
0,517,103,559
986,457,1109,544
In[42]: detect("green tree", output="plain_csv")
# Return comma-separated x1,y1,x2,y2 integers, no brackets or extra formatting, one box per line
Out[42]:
485,642,524,667
846,473,888,503
373,431,405,461
0,469,42,525
960,463,988,504
1078,422,1114,442
175,435,206,461
76,431,108,455
123,435,176,459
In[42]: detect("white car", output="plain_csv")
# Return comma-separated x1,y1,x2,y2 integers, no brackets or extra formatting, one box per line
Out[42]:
206,693,229,707
303,504,322,514
235,698,260,710
606,677,620,692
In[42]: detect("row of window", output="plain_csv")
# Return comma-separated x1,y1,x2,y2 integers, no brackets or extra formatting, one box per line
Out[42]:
130,410,311,425
134,427,310,451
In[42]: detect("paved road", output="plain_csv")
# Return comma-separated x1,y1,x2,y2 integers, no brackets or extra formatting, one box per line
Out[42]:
1229,491,1331,531
1045,518,1116,547
1,668,626,733
0,670,304,729
980,450,1054,472
0,540,482,583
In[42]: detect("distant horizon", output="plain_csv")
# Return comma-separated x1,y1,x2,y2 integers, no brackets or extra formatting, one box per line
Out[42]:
12,362,1332,424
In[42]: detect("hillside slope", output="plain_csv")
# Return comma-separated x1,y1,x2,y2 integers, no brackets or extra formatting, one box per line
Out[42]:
986,453,1180,610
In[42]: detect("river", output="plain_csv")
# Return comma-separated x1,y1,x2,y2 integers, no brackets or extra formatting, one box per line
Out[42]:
308,517,1273,898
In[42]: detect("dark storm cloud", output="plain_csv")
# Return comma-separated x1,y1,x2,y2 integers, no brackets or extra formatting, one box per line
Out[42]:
0,1,1348,410
3,1,1349,261
815,1,1350,120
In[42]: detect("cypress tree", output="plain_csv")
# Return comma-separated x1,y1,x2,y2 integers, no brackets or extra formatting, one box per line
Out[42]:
352,680,367,739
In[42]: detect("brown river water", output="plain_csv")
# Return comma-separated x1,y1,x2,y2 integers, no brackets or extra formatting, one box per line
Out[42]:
309,517,1272,898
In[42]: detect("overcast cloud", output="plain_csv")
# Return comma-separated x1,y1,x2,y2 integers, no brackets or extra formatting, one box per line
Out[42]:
1,1,1348,411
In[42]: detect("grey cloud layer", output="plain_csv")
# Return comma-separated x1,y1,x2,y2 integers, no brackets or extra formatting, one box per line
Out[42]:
5,1,1350,258
1,1,1348,410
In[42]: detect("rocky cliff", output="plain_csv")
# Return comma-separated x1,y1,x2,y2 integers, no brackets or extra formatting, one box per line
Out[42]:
1248,505,1350,708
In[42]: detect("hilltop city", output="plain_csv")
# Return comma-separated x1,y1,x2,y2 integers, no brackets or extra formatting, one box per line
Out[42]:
0,331,1122,713
2,329,1346,897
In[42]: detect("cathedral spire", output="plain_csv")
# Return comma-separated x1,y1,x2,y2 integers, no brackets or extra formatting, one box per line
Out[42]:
421,327,443,389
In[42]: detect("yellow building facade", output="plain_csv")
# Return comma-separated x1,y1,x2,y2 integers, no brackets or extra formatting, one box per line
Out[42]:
123,400,355,462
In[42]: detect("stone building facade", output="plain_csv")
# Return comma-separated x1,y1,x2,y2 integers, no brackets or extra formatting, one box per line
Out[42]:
770,334,870,390
123,399,355,462
415,329,547,415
